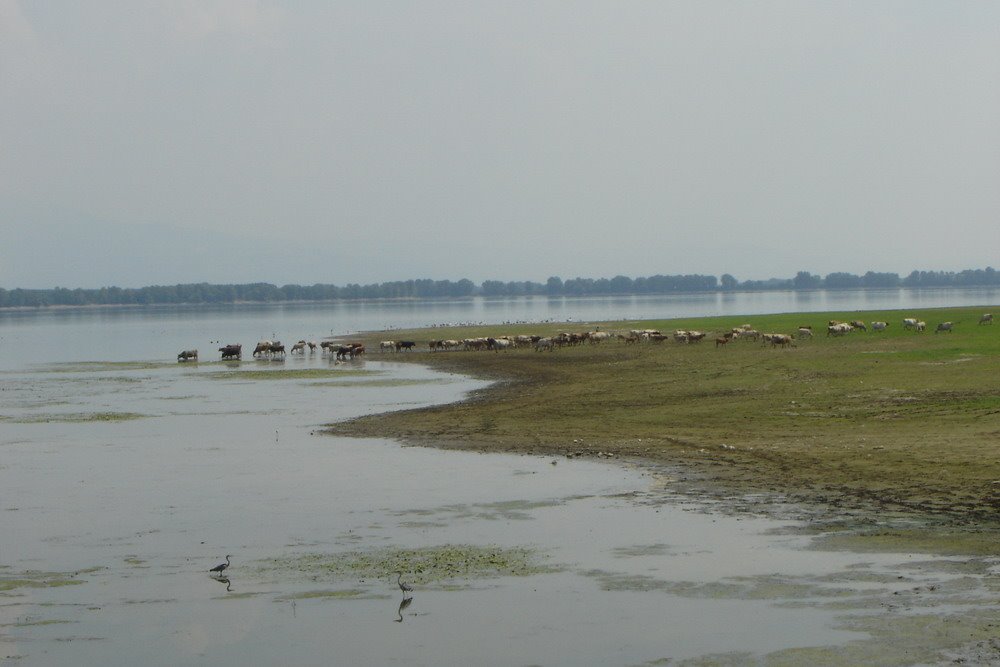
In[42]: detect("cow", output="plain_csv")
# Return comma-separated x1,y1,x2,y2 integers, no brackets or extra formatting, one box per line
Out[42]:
307,341,318,352
827,323,851,336
487,337,512,352
268,343,285,357
715,337,729,348
850,320,867,331
395,341,416,352
290,341,306,354
177,349,198,362
687,331,707,343
589,331,611,344
770,334,793,348
253,341,273,357
219,344,242,360
380,341,396,353
916,321,926,332
935,322,953,334
427,340,442,351
871,321,888,332
534,337,555,352
903,318,919,330
797,328,813,339
979,313,993,325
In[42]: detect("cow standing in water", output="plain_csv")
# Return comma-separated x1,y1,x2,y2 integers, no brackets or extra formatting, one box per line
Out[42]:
177,350,198,362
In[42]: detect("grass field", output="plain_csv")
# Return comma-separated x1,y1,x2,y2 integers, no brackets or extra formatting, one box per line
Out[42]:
327,305,1000,538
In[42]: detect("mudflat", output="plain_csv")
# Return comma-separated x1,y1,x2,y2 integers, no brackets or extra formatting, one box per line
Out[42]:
328,306,1000,550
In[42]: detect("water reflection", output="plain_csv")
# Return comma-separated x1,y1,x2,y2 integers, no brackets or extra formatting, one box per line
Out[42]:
211,576,233,592
394,596,414,623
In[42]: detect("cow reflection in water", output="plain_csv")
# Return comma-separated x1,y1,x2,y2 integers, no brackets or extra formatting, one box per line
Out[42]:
394,595,413,623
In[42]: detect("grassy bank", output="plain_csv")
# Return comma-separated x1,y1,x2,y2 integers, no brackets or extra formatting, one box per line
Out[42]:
326,306,1000,529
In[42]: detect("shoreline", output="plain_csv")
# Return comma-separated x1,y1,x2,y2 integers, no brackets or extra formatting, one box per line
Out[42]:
325,305,1000,554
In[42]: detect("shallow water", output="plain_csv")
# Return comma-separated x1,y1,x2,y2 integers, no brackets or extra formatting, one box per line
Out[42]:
3,304,1000,665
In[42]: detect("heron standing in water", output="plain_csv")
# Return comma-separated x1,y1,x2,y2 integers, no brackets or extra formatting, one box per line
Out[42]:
395,572,413,594
210,555,232,575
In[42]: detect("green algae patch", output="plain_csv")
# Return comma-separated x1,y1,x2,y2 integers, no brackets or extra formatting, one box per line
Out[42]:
811,527,1000,557
581,570,855,601
3,619,75,627
30,361,175,373
611,543,674,558
0,412,147,424
0,570,91,593
252,544,556,588
205,368,378,381
275,589,389,601
753,609,1000,667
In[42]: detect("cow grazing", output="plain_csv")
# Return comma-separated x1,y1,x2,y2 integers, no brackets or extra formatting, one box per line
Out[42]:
871,321,888,332
980,313,993,325
850,320,867,331
935,322,953,334
253,341,273,357
177,349,198,362
903,318,919,330
797,328,813,339
290,341,306,354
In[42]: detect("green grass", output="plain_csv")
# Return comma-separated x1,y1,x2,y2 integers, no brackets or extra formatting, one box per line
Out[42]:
327,306,1000,527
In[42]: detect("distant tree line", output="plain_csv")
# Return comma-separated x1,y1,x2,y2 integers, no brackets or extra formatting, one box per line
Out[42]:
1,267,998,308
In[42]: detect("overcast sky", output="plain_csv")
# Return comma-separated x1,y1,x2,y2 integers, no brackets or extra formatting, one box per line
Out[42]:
2,1,998,289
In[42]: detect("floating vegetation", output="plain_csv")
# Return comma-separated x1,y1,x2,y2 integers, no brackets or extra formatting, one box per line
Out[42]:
253,544,557,588
579,570,855,600
30,361,175,373
275,589,388,601
0,569,95,593
0,412,147,424
204,368,379,381
391,498,574,522
610,543,675,558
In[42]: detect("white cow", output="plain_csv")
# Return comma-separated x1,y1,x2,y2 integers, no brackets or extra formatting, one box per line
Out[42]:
871,321,888,332
979,313,993,325
903,318,919,330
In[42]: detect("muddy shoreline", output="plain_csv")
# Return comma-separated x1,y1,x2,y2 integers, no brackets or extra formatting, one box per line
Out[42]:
325,314,1000,555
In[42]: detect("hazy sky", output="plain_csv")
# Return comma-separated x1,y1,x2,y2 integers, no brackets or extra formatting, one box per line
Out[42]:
2,1,998,289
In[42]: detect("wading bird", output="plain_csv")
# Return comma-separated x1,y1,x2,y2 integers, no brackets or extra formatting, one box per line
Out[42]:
396,572,413,594
210,555,232,575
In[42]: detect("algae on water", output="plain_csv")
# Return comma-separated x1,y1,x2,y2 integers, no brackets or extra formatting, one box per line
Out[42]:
252,544,556,588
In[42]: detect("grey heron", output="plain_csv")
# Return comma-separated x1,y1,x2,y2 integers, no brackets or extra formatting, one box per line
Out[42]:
210,555,231,575
395,572,413,594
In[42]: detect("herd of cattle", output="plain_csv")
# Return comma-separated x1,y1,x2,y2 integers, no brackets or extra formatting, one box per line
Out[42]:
178,339,367,362
177,313,993,361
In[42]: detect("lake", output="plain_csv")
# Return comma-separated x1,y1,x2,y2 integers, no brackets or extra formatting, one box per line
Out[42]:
2,291,999,665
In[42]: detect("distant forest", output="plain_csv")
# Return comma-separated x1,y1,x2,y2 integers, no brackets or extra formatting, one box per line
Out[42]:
1,268,998,309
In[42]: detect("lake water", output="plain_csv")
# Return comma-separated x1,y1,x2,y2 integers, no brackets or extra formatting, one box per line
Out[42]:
2,291,999,665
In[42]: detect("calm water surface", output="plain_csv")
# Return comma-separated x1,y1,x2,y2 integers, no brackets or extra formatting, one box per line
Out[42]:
2,292,999,665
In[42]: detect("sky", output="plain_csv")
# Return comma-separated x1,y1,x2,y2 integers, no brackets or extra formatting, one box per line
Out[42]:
1,1,998,289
